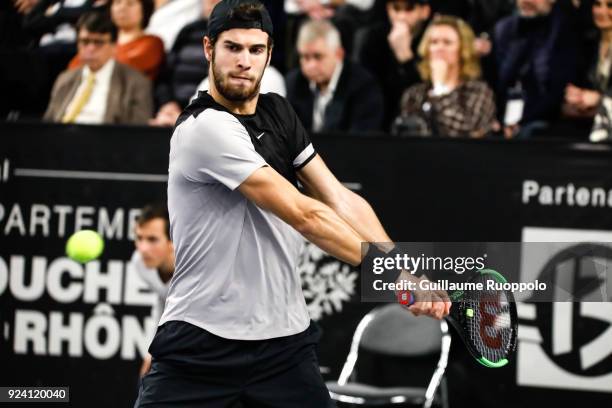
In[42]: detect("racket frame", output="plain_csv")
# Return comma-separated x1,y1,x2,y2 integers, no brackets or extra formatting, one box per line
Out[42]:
399,268,518,368
446,268,518,368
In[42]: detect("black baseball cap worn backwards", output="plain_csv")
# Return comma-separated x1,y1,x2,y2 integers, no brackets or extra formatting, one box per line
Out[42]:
207,0,273,39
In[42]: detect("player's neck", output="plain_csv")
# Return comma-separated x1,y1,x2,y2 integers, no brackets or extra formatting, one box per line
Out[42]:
209,85,259,115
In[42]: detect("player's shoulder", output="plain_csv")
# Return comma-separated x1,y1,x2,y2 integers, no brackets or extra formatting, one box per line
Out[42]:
175,110,246,154
196,107,241,127
258,92,296,120
172,103,251,160
193,109,246,143
176,92,243,134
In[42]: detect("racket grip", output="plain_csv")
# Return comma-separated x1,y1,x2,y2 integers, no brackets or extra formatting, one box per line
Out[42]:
397,290,415,306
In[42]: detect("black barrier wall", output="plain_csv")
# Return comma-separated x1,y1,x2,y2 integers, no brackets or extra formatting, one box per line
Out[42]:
1,123,612,407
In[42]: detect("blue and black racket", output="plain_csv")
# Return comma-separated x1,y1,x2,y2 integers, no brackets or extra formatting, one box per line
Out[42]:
398,269,518,368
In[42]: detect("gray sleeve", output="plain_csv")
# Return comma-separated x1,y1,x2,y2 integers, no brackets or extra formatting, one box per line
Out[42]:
178,109,267,190
150,298,164,327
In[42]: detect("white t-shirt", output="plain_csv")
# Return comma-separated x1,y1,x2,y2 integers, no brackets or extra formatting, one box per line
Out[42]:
65,59,115,125
160,92,316,340
130,251,170,329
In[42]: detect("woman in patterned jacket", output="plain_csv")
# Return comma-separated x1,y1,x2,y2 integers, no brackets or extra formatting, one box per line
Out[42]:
394,15,497,138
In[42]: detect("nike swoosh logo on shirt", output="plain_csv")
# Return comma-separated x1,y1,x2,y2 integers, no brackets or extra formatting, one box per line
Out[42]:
256,132,264,139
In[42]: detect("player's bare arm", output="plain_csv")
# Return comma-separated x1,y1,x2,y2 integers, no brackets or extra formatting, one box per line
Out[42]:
238,164,363,266
296,154,450,319
297,154,392,244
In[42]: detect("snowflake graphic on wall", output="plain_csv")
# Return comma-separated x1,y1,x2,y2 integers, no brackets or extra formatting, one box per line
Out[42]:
297,240,358,321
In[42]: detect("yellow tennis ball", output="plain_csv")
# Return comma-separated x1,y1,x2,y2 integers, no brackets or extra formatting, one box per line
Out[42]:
66,230,105,263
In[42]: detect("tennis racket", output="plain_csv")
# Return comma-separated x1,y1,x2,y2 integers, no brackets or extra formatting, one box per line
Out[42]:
398,268,518,368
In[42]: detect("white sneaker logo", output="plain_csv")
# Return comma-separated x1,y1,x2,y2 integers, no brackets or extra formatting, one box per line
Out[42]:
256,132,265,139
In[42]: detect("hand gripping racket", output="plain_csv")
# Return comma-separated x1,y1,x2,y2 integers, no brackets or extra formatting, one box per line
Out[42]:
398,269,518,368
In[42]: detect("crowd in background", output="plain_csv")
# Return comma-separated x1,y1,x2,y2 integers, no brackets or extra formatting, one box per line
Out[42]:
2,0,612,141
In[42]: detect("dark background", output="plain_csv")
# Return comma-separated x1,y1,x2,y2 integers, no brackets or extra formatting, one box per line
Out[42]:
1,122,611,407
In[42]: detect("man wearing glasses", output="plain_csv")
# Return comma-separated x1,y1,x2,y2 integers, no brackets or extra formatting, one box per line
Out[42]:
44,11,153,125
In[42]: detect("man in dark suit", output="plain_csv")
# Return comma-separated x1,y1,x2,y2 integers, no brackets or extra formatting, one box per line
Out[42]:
44,11,152,125
285,18,384,133
355,0,431,130
493,0,579,138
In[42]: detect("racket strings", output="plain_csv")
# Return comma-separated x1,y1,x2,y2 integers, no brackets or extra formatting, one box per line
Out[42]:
462,277,516,362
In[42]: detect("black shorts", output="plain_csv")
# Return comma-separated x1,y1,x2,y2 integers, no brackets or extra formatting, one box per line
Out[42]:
134,320,335,408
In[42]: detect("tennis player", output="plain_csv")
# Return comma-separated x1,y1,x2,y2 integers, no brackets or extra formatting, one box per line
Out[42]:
135,1,450,406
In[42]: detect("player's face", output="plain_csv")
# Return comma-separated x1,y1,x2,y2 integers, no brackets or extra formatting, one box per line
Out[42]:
593,0,612,30
427,25,461,68
298,38,342,87
77,28,115,72
134,219,173,269
206,29,270,102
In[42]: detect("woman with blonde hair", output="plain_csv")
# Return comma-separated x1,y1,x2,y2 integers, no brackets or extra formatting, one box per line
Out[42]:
395,15,496,138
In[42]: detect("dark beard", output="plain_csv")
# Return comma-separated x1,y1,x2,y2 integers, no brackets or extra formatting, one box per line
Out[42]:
211,53,265,102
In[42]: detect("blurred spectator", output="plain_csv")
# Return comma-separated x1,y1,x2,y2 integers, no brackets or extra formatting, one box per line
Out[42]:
22,0,106,46
1,1,44,116
286,19,384,132
466,0,515,88
382,1,514,86
44,11,153,124
131,204,174,378
564,0,612,121
467,0,515,35
494,0,580,138
146,0,201,51
21,0,90,64
285,0,375,19
149,0,220,127
286,20,383,132
283,0,375,70
69,0,164,80
355,0,432,129
3,1,38,48
13,0,39,15
395,15,496,138
428,0,514,33
9,1,108,116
